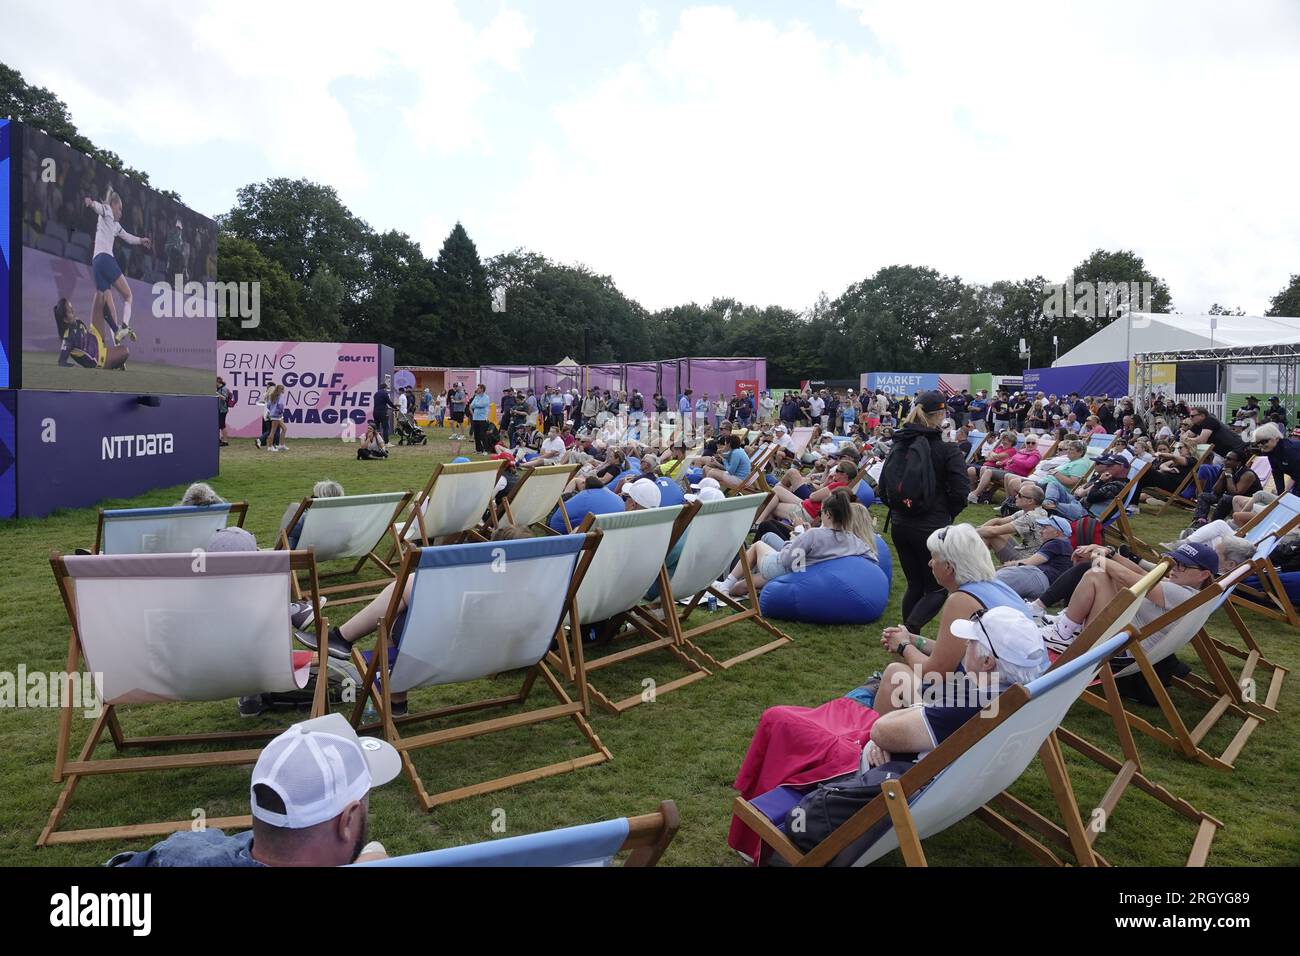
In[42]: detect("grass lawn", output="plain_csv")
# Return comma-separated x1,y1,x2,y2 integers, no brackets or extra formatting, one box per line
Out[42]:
3,429,1298,866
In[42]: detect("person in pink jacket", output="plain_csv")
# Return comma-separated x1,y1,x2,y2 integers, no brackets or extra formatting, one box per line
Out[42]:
968,435,1042,504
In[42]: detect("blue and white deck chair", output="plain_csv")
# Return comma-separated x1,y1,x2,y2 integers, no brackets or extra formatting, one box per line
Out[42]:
1075,562,1267,773
965,430,988,464
733,571,1165,867
500,463,578,532
1203,535,1290,714
352,801,679,867
93,501,248,554
1092,459,1151,554
349,534,611,811
278,491,413,607
1085,432,1118,460
393,459,505,549
41,549,330,847
558,505,710,714
651,494,793,671
1232,493,1300,627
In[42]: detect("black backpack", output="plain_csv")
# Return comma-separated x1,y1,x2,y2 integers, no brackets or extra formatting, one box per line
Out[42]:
879,431,939,515
786,761,916,854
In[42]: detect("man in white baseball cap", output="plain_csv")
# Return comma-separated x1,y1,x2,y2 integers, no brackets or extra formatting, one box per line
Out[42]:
108,714,401,867
622,477,663,511
863,606,1048,767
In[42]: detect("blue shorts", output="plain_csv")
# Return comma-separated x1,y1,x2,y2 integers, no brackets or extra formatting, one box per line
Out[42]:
92,253,123,292
792,483,813,500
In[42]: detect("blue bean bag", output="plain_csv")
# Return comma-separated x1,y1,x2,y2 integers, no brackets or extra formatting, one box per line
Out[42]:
1242,572,1300,608
759,535,893,625
685,468,703,485
854,480,876,507
451,456,472,464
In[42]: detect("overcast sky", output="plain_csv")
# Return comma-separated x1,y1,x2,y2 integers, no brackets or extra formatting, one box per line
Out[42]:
4,0,1297,314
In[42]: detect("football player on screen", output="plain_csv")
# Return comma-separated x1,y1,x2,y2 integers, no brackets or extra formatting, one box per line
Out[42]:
53,297,129,370
83,186,152,346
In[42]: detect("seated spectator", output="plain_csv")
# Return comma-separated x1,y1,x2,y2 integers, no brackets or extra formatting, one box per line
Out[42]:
534,426,567,464
107,714,400,867
357,420,388,460
966,431,1017,484
1191,449,1260,527
1010,439,1089,512
864,606,1048,766
975,482,1047,561
1051,454,1129,520
969,434,1042,504
702,434,752,489
548,476,625,532
718,490,877,597
1138,440,1194,498
757,460,858,526
180,482,224,506
994,515,1074,600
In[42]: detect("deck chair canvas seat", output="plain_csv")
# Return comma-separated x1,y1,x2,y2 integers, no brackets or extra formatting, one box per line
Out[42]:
350,534,611,811
734,626,1143,867
965,430,989,464
94,501,249,554
1069,563,1267,774
1229,493,1300,627
649,494,793,670
278,491,412,606
1094,460,1152,556
1150,444,1215,514
394,459,505,548
499,463,578,532
556,505,711,714
352,801,678,867
41,550,330,846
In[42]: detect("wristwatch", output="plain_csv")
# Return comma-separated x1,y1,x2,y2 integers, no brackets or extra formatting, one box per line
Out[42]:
895,639,913,657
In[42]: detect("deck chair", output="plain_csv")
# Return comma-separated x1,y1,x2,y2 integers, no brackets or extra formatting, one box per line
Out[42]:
1069,563,1265,773
965,430,989,464
555,505,711,714
41,549,330,846
278,491,412,607
731,442,780,496
788,426,816,456
1093,460,1152,555
732,607,1151,867
1150,444,1215,514
352,801,679,867
649,495,793,670
394,459,506,549
1085,433,1119,460
498,463,578,533
93,501,249,554
349,534,611,811
1229,493,1300,627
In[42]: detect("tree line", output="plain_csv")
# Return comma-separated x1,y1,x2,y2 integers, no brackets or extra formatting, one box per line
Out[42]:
5,61,1300,387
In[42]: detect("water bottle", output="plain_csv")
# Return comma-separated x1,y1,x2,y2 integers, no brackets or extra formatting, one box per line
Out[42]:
706,592,718,613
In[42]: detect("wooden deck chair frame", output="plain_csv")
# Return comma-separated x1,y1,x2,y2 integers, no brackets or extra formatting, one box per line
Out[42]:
1065,562,1265,778
353,800,680,867
1228,494,1300,628
350,534,612,811
731,586,1156,868
497,462,578,533
647,494,793,670
40,549,330,847
965,430,990,465
551,506,711,714
1149,444,1216,514
278,491,413,607
731,442,781,496
393,459,507,553
788,426,817,457
92,501,249,554
1093,460,1153,556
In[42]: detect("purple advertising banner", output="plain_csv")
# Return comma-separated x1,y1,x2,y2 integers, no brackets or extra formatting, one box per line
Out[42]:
15,390,217,517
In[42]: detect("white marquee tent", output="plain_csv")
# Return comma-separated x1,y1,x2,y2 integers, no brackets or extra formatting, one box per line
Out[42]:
1055,312,1300,369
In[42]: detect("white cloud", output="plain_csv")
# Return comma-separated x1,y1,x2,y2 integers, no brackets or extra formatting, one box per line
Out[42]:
0,0,533,188
639,8,660,35
490,2,1300,314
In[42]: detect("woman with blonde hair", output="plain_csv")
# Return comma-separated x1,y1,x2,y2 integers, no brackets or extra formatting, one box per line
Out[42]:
264,383,287,451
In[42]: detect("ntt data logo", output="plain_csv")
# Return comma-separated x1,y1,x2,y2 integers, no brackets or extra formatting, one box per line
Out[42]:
101,433,175,460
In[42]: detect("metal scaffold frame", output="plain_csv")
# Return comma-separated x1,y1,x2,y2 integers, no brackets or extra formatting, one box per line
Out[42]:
1134,344,1300,425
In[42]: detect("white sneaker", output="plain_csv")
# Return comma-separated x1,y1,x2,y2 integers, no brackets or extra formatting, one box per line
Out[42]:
275,445,287,451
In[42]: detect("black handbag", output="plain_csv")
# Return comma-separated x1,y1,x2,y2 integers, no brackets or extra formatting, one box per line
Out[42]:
786,760,915,853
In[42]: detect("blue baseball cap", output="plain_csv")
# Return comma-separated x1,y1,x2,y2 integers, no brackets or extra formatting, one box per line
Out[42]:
1162,540,1219,576
1035,515,1072,536
1094,454,1127,467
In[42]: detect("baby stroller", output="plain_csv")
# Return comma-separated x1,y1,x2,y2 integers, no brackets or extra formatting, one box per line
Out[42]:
395,411,428,446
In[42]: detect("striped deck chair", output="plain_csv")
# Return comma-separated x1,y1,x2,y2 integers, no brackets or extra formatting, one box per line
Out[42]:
1066,563,1263,775
732,591,1153,867
278,491,413,607
352,801,679,867
41,549,330,846
93,501,249,554
1229,493,1300,627
349,534,610,811
391,459,506,554
498,463,578,533
649,494,793,670
1147,444,1215,514
557,505,711,714
965,430,989,464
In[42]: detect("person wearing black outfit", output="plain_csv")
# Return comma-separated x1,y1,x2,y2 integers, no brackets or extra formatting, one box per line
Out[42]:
1192,450,1260,524
1254,423,1300,498
880,391,971,632
373,381,396,441
948,390,968,427
1186,406,1246,460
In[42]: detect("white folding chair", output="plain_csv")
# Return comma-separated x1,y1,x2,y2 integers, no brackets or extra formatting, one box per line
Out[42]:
350,534,611,810
394,459,505,547
94,502,249,554
279,491,413,606
41,549,329,846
